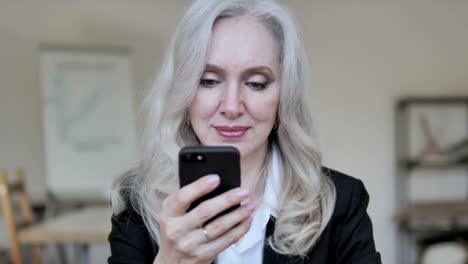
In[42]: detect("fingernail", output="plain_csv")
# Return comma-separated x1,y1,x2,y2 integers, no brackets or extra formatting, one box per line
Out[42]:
206,175,219,186
236,189,249,199
246,203,256,212
240,198,251,206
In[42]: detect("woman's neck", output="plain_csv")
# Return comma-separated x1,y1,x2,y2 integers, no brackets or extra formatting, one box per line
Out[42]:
240,144,269,203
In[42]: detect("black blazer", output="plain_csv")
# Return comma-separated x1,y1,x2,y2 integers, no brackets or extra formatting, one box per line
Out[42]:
108,168,382,264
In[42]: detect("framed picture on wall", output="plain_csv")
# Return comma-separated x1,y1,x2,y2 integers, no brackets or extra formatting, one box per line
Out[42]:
39,45,137,200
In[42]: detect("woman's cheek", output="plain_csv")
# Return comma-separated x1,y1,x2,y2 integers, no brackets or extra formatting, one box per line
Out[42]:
247,94,279,121
192,89,221,115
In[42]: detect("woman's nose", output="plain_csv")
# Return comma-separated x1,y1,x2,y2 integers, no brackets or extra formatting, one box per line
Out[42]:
219,82,244,119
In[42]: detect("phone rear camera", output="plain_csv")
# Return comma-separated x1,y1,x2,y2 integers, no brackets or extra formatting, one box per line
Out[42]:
184,153,192,161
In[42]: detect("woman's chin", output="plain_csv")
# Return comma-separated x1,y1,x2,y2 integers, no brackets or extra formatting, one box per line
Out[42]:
201,140,246,157
208,141,243,152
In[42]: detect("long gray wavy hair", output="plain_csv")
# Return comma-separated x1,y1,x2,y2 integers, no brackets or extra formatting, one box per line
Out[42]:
111,0,336,256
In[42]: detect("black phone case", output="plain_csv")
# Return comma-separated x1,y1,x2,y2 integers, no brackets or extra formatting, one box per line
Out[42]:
179,146,241,224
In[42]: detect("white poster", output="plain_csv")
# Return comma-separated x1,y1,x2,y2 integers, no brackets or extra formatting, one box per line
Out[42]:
40,47,137,200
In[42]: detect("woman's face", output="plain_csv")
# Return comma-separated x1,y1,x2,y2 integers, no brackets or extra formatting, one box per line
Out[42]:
188,16,281,161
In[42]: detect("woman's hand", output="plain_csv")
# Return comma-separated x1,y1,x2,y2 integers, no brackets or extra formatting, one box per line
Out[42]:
154,174,255,264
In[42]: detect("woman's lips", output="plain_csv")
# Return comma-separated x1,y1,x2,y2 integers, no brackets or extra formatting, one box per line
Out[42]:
214,126,249,139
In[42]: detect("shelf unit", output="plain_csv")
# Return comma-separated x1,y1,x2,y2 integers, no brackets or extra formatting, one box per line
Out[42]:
394,96,468,264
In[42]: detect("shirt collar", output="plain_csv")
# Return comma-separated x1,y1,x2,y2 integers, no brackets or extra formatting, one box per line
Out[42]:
264,144,281,218
233,144,282,253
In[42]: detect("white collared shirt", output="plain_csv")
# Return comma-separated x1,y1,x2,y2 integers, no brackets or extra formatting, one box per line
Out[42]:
215,146,281,264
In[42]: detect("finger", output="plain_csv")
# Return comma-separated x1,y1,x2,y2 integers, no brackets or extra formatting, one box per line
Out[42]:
178,202,256,248
184,187,250,229
164,174,220,215
195,216,253,259
204,202,256,240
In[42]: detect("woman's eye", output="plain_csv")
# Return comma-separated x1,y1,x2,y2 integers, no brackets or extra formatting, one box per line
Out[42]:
200,79,220,88
246,82,268,90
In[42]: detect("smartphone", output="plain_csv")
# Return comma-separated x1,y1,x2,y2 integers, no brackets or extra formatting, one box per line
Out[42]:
179,146,241,223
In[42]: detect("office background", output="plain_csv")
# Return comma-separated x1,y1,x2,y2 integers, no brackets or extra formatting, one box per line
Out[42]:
1,1,468,263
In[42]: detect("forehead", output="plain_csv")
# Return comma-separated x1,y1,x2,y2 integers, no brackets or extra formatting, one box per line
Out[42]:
206,16,280,72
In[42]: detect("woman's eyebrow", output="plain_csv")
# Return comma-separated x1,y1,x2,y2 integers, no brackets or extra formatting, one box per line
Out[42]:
243,66,274,79
204,64,223,73
204,64,274,78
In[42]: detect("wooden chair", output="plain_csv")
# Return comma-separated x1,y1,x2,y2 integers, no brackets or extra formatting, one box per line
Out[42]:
0,169,41,264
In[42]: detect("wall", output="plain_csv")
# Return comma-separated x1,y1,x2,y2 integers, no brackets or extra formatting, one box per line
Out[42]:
292,1,468,263
1,1,468,263
0,0,190,261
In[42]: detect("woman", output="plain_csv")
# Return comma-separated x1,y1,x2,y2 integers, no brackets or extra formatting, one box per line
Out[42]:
108,0,381,263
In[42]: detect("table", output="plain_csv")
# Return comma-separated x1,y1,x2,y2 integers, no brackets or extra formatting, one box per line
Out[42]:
394,200,468,263
19,206,112,263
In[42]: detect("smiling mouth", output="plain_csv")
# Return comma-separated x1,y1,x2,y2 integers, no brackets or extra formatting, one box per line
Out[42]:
214,126,249,139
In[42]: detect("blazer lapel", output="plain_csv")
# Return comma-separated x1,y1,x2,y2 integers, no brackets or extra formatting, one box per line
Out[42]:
262,216,304,264
210,216,304,264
